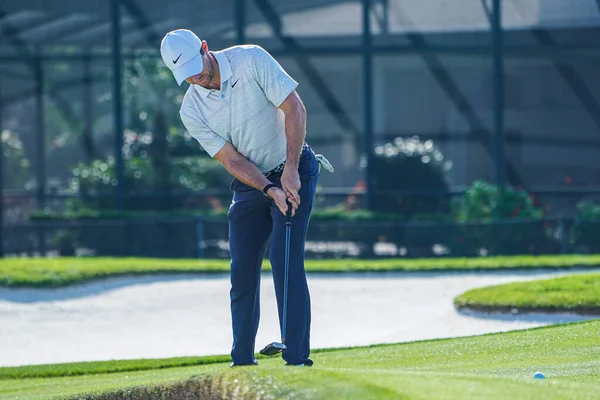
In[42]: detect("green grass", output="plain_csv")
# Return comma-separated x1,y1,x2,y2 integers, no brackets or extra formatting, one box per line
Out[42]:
1,320,599,399
2,254,600,288
0,355,231,380
454,272,600,314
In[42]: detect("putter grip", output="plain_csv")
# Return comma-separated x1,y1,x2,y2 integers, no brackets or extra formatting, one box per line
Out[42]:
286,201,292,223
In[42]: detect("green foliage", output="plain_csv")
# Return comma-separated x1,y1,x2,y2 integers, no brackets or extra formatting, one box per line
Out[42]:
1,130,31,189
69,155,229,210
454,273,600,313
66,57,232,211
1,255,599,288
575,201,600,220
449,181,552,255
367,136,451,216
570,201,600,253
123,57,201,158
454,181,543,222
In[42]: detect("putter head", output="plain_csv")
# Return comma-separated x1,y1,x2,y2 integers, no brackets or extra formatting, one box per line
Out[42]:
259,341,287,356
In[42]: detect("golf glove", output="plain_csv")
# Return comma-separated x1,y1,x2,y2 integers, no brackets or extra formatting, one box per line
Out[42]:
315,154,334,173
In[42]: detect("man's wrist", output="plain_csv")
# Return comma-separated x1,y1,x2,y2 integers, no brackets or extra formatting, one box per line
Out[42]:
262,183,279,197
284,160,299,170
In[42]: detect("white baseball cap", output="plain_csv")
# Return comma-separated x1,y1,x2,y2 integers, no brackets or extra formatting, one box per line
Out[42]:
160,29,204,85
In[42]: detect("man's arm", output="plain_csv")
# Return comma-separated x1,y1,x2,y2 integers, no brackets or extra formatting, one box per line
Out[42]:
279,90,306,170
214,142,292,215
214,142,271,191
279,90,306,207
250,46,304,209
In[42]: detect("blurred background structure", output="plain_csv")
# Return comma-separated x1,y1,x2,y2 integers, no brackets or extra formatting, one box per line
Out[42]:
2,0,600,258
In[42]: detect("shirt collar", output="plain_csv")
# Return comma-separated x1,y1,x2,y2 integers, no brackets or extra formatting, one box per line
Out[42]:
193,51,232,98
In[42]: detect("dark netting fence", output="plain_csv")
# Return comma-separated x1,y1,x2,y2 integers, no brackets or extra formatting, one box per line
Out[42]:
5,217,599,259
2,0,600,258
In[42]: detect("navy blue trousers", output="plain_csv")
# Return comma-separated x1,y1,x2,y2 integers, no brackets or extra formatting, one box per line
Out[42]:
228,145,319,365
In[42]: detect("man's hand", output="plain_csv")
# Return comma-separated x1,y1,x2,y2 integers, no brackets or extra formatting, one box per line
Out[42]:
280,166,301,215
268,186,295,216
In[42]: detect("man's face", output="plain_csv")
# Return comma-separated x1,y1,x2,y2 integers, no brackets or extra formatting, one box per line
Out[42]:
185,47,217,89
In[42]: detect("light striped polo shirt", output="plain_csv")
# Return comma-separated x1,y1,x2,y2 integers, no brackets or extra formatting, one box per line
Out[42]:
179,45,298,172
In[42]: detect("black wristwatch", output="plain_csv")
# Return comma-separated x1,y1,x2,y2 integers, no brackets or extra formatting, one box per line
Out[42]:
262,183,278,197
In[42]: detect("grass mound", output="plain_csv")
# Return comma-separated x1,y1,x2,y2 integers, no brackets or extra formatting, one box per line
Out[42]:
2,320,599,399
2,254,600,287
454,272,600,314
62,373,256,400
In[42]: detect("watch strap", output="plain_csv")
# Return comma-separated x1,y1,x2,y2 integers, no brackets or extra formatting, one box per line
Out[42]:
262,183,278,197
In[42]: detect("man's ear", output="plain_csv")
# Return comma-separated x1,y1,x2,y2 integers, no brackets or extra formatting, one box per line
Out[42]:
201,40,209,54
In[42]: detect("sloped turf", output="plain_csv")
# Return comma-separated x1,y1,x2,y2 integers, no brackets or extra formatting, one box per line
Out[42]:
1,320,598,399
455,272,600,314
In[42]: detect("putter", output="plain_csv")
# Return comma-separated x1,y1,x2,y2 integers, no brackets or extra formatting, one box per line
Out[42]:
260,203,292,356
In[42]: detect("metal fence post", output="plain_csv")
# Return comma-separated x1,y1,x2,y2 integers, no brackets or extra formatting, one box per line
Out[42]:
363,0,374,210
83,51,94,163
196,219,204,259
0,74,3,258
559,216,568,254
492,0,505,187
34,51,47,256
111,0,124,210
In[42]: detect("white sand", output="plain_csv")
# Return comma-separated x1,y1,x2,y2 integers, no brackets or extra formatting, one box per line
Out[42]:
0,270,596,367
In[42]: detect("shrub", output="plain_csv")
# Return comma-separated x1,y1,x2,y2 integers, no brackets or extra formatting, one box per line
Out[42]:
575,201,600,220
454,181,543,222
571,201,600,253
366,136,451,217
452,181,557,255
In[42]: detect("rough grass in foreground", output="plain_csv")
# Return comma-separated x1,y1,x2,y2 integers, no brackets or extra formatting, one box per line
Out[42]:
454,272,600,314
62,373,259,400
2,254,600,287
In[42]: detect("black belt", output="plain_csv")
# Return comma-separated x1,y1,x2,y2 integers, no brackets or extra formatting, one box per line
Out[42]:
263,143,309,177
263,162,285,177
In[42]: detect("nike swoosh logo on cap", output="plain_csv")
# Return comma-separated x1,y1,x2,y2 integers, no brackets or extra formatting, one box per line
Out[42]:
173,53,182,64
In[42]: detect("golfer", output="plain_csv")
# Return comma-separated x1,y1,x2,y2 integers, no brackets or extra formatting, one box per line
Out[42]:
160,29,329,367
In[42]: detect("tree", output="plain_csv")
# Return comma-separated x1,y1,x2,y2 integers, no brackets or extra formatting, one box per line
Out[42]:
2,130,31,190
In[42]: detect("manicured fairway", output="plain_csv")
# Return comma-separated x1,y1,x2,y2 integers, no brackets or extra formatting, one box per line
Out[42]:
1,320,598,399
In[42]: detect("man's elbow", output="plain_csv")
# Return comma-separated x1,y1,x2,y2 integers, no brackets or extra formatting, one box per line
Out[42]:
290,96,306,120
297,100,307,119
281,92,306,119
214,142,241,170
